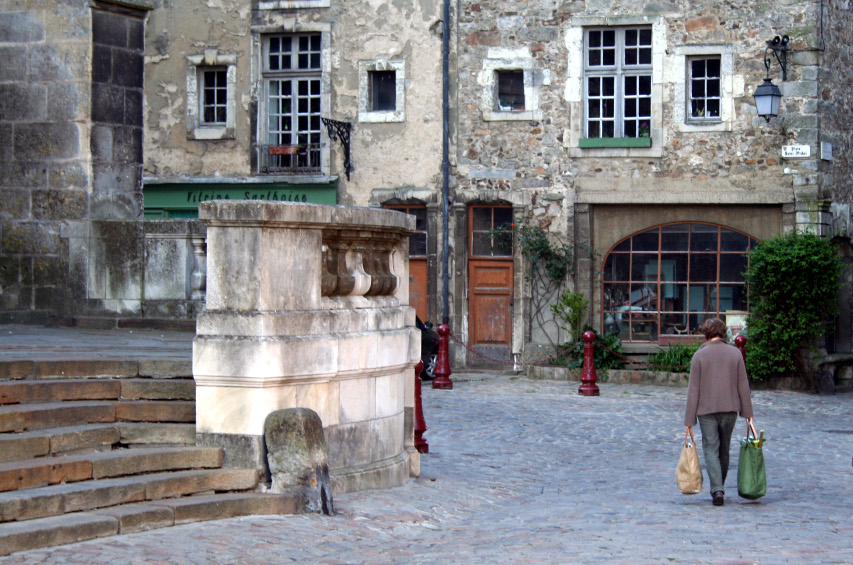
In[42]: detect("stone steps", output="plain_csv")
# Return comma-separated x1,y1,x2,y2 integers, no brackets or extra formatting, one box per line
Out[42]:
0,371,298,556
0,492,297,557
0,446,223,492
0,422,196,463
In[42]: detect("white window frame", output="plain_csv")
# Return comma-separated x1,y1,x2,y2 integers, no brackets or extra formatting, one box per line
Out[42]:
479,47,548,122
358,59,406,123
260,33,324,170
564,16,664,157
186,51,236,140
583,26,653,139
673,45,736,133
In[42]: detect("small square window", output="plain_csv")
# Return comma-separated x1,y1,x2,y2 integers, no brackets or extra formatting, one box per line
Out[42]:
688,56,721,121
496,70,525,111
201,68,228,125
369,70,396,112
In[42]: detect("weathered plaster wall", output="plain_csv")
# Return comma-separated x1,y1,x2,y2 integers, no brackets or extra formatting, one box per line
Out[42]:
144,1,253,177
330,0,445,207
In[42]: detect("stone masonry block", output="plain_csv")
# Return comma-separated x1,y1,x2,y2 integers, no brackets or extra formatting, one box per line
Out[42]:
44,7,90,41
114,401,196,423
0,161,48,189
92,10,128,48
49,161,90,190
0,189,29,220
32,190,88,221
1,223,61,255
28,43,88,82
0,125,12,162
0,84,46,122
125,90,143,127
92,84,126,124
113,50,143,89
0,46,26,81
48,82,86,121
13,123,80,161
0,12,45,43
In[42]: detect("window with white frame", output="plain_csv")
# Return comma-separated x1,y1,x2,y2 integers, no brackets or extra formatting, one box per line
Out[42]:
358,59,406,123
186,52,236,140
688,56,721,122
200,68,228,125
584,27,652,139
260,34,322,173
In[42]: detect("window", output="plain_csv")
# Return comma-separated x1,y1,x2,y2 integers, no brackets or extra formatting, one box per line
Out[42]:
358,59,406,123
260,34,322,173
200,68,227,125
688,56,721,122
186,52,236,140
369,71,396,112
496,70,525,111
470,206,513,257
601,223,759,342
584,27,652,139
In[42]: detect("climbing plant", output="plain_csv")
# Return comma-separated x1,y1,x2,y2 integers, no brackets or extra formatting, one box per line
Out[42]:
744,230,842,387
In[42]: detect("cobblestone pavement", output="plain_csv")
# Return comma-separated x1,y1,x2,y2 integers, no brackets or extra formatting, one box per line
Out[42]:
2,373,852,564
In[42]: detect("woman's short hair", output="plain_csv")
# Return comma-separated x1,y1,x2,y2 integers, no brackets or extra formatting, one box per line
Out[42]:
701,318,727,340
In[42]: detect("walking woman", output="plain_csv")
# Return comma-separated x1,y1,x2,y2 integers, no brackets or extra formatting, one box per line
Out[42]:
684,318,754,506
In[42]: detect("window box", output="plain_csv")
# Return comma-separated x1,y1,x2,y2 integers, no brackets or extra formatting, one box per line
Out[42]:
579,137,652,148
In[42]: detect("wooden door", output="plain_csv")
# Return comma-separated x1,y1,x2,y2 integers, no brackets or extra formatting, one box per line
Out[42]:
468,205,513,365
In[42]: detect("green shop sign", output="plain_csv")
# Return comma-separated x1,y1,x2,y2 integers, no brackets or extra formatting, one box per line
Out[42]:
143,180,338,218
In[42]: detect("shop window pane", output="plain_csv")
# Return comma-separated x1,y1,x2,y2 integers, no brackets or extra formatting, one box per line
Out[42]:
719,254,748,281
613,238,630,252
661,225,689,250
604,253,630,281
660,254,688,281
411,208,427,231
604,283,630,311
632,230,658,251
720,229,749,251
720,284,748,311
660,283,687,309
631,254,658,282
690,225,718,251
689,254,717,282
630,284,657,309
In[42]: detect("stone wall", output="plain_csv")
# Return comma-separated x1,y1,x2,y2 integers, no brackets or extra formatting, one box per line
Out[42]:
0,4,92,316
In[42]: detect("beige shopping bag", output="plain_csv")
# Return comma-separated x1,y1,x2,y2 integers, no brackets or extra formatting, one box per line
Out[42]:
676,427,703,494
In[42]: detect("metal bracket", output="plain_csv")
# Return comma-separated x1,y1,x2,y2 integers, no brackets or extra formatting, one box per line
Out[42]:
764,35,791,81
321,118,353,181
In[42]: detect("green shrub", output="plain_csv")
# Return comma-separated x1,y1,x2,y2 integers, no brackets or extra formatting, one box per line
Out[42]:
550,290,589,345
745,230,842,385
646,341,702,373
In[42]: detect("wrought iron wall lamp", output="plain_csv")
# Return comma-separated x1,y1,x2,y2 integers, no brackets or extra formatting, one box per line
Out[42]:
754,35,790,123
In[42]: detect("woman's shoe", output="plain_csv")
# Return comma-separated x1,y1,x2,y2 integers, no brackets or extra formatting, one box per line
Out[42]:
712,491,724,506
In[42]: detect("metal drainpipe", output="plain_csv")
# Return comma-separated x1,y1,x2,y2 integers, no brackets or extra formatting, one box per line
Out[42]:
441,0,451,325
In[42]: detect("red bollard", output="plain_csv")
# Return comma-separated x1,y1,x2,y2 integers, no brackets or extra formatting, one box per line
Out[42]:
432,324,454,390
578,330,600,396
414,360,429,453
734,334,747,363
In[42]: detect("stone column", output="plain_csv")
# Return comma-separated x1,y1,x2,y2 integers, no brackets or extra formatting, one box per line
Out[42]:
194,201,419,494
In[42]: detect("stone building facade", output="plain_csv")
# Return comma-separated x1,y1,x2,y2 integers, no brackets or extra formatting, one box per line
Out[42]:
1,1,851,368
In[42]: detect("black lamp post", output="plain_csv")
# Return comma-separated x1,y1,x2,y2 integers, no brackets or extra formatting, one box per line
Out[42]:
753,35,790,123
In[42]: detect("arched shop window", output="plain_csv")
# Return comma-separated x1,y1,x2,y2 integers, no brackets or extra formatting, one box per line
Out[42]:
602,223,759,342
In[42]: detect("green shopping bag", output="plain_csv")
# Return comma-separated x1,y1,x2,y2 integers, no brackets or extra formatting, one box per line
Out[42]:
737,421,766,500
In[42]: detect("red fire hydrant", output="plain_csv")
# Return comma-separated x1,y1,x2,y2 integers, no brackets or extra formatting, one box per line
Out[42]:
578,330,600,396
432,324,453,390
414,360,428,453
734,334,747,363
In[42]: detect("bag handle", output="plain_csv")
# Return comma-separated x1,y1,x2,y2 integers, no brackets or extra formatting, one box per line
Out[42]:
684,427,696,444
745,420,758,439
